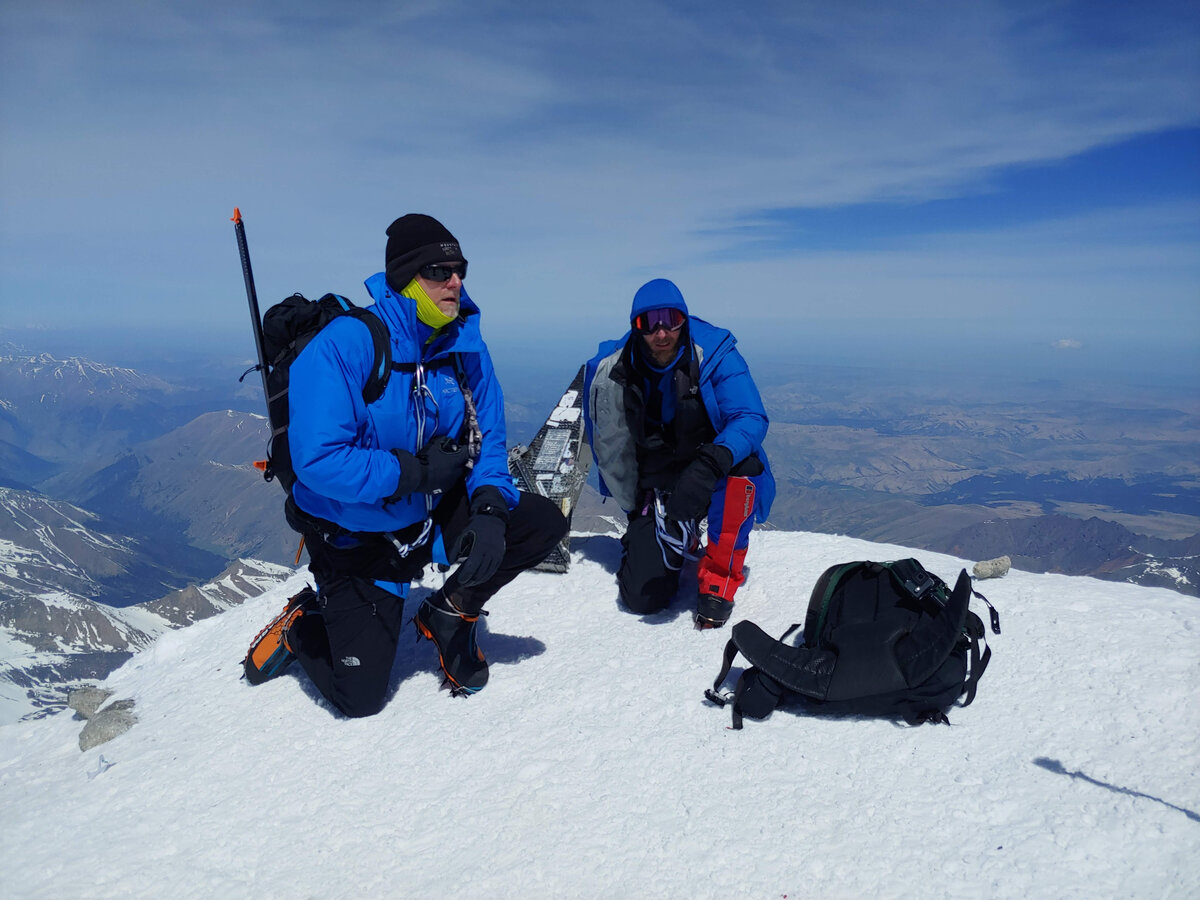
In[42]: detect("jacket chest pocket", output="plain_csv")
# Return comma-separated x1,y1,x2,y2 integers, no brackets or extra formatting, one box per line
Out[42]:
429,367,464,416
371,365,466,451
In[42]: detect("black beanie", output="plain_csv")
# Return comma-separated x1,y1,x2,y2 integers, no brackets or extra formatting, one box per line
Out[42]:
384,214,466,292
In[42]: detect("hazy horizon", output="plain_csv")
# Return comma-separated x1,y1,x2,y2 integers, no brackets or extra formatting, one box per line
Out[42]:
4,316,1195,400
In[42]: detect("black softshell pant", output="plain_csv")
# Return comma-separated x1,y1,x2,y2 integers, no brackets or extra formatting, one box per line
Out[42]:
288,485,566,717
617,513,682,614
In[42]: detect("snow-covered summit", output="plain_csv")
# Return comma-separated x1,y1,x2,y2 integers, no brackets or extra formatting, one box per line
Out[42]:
0,352,176,400
1,529,1197,898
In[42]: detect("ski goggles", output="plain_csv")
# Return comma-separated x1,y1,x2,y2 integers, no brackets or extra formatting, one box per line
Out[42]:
419,262,467,282
632,307,686,334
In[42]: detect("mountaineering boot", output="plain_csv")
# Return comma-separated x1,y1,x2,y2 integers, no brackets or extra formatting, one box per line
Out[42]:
243,586,316,685
695,590,734,629
413,589,489,696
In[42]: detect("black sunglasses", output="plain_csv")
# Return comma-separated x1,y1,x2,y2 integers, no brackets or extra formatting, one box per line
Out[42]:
419,262,467,282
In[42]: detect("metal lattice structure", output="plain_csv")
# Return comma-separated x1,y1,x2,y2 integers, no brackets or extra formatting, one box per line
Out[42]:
507,365,591,572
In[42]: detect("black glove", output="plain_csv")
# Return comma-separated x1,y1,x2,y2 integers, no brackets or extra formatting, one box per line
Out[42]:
665,443,734,522
449,485,510,587
386,437,468,502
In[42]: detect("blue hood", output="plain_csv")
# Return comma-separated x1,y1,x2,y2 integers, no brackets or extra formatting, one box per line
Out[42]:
630,278,689,322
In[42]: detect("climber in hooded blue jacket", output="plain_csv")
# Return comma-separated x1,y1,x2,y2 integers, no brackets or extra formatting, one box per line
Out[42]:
584,278,775,628
243,215,566,714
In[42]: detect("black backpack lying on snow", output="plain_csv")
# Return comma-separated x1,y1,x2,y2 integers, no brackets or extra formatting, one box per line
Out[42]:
706,558,1000,728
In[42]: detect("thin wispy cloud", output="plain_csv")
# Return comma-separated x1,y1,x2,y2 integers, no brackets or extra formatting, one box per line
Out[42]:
1,1,1197,378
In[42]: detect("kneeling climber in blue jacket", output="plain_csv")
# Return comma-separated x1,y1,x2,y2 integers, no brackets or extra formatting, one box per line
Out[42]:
584,279,774,628
244,215,566,714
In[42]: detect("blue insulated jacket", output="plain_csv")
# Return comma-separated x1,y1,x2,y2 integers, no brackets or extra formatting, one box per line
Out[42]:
583,279,775,520
288,272,517,533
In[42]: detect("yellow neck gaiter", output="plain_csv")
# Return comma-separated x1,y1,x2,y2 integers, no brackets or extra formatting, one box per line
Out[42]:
401,278,456,335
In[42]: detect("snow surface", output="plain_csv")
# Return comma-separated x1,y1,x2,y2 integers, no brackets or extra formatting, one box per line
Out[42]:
2,530,1197,899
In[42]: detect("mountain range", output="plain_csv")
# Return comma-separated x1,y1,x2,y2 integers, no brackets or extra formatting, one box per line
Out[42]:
1,345,1197,723
40,409,299,564
0,491,292,724
0,352,233,484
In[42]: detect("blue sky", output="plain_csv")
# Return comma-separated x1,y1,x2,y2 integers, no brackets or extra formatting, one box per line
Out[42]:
1,0,1197,383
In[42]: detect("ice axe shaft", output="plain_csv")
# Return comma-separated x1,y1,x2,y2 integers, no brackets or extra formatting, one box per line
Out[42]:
231,207,271,407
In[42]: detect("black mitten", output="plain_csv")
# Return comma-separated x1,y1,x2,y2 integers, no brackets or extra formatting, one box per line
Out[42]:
665,444,733,521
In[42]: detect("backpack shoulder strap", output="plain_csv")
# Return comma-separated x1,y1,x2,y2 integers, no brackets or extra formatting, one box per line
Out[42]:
960,588,1001,707
707,620,838,715
959,610,990,707
338,304,391,404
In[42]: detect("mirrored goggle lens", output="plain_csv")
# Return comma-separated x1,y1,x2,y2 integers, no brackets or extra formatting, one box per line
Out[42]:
634,307,686,334
419,262,467,282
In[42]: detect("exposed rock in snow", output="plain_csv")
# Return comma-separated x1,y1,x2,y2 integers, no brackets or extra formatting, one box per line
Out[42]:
77,698,136,751
973,554,1012,579
67,686,113,719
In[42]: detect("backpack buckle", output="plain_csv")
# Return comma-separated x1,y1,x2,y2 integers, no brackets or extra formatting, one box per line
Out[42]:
903,572,935,600
887,558,939,604
704,688,730,707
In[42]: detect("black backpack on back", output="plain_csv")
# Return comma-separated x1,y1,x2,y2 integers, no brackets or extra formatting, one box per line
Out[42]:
254,293,392,494
706,558,1000,728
